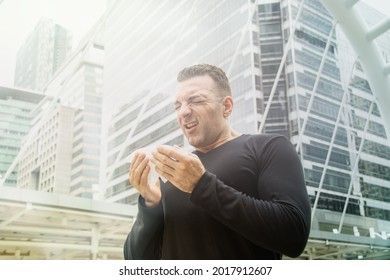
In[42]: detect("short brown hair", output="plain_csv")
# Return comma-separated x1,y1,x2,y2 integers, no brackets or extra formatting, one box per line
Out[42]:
177,64,232,97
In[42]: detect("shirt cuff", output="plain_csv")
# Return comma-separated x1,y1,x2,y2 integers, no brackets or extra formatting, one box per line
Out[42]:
190,171,216,204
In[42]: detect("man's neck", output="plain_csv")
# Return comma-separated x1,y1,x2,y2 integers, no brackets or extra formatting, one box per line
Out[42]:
196,130,241,153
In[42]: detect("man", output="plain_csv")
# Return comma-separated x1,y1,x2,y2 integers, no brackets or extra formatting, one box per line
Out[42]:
124,64,311,259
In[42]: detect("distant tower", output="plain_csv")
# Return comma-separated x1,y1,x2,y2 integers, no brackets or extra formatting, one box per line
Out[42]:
14,18,72,91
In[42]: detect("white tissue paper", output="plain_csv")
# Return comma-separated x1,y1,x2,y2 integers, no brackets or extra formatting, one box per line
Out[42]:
128,146,167,185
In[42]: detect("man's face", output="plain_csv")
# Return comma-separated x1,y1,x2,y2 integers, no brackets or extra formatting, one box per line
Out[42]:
174,75,227,151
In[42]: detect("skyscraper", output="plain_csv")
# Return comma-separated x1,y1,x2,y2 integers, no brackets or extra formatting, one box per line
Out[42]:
16,18,104,199
0,86,44,187
14,18,72,92
102,0,390,258
278,0,390,258
16,103,75,194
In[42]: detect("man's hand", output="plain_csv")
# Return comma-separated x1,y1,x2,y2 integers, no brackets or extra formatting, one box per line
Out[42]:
152,145,206,193
129,152,162,207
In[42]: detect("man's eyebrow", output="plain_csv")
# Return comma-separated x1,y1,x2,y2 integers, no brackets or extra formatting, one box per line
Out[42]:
173,92,208,104
188,91,209,99
187,94,203,101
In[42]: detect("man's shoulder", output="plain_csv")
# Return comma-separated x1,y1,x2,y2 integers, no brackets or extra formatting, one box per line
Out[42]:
240,134,293,154
243,133,287,144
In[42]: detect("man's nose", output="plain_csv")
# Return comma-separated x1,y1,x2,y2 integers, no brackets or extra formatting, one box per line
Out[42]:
177,103,191,118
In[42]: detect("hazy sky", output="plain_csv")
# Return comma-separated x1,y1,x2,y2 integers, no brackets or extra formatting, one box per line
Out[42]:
0,0,107,87
0,0,389,87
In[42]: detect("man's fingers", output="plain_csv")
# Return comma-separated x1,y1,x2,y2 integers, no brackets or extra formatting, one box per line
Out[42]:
129,153,148,186
156,145,190,162
130,152,139,167
152,151,179,172
154,164,174,181
139,163,150,188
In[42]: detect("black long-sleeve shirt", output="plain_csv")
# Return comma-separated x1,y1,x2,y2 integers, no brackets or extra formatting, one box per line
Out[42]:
124,134,311,259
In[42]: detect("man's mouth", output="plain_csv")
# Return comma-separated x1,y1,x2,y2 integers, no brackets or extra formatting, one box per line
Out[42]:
184,121,198,130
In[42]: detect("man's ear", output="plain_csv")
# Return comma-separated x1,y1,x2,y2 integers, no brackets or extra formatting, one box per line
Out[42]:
222,96,233,118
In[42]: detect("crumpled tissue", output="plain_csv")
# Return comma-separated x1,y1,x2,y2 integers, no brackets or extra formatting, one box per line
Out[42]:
128,146,167,185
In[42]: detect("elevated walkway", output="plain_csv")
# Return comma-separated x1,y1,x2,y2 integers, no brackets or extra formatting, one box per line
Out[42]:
0,187,136,259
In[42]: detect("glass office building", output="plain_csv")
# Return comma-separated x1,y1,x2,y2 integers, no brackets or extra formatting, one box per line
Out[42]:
0,18,127,260
14,21,105,199
0,87,44,187
14,18,72,92
103,0,390,258
282,0,390,258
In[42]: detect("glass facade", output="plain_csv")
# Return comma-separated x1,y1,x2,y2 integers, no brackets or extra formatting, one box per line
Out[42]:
14,18,72,92
0,87,44,187
283,0,390,255
13,26,104,198
68,63,104,199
